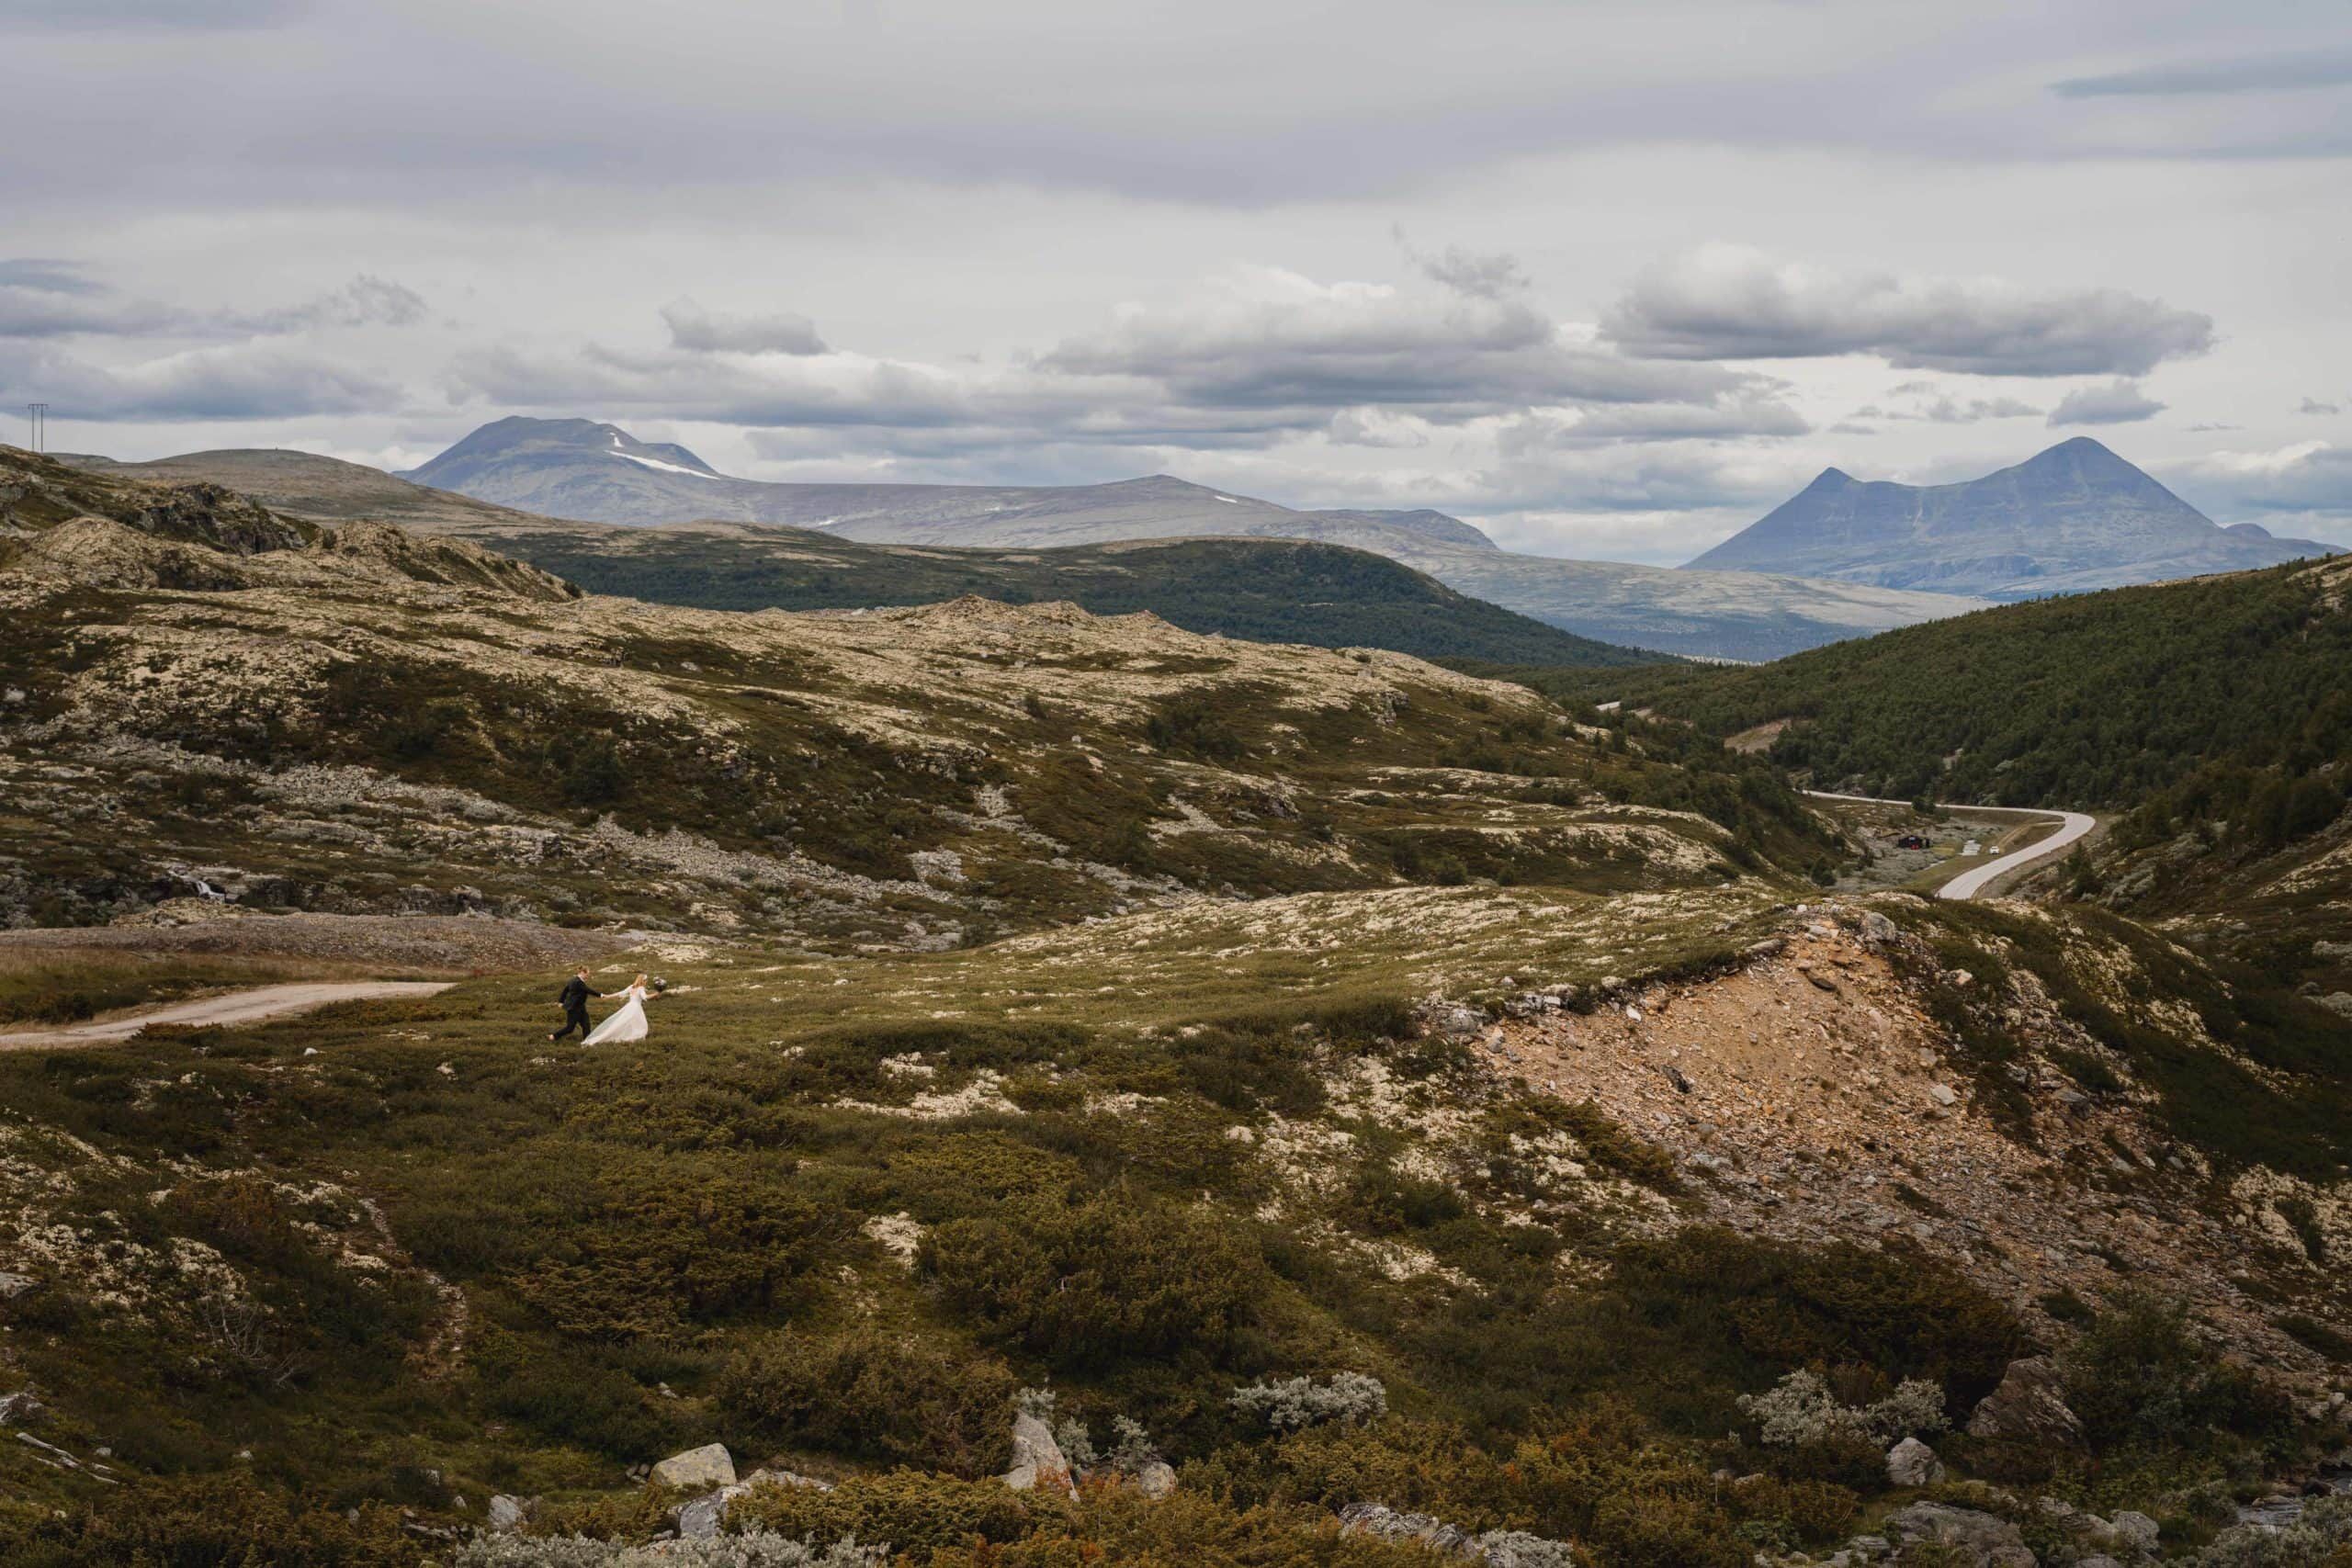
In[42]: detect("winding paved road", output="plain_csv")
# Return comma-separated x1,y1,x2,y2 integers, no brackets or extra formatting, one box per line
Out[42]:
1803,791,2096,901
0,980,455,1049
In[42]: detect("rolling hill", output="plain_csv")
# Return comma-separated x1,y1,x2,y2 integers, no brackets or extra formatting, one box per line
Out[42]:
1560,555,2352,997
1686,437,2342,600
384,418,1993,660
61,448,1661,669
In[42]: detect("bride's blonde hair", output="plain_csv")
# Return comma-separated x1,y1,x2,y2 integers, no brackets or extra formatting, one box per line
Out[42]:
632,972,648,987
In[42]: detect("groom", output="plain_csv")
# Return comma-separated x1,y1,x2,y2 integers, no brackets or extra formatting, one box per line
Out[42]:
549,969,604,1041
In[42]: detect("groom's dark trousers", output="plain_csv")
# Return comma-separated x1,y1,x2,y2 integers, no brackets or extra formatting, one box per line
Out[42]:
551,976,601,1040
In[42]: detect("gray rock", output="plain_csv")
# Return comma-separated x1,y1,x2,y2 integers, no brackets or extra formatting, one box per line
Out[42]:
1886,1436,1946,1487
1002,1412,1077,1497
674,1490,731,1540
1967,1355,2086,1449
1883,1502,2036,1568
2076,1558,2123,1568
1857,910,1901,946
0,1273,34,1299
2106,1510,2159,1555
2316,992,2352,1021
1136,1461,1176,1499
649,1442,736,1490
486,1495,530,1534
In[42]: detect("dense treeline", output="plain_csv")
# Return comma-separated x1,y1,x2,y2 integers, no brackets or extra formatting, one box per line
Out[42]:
1542,562,2352,848
483,530,1669,669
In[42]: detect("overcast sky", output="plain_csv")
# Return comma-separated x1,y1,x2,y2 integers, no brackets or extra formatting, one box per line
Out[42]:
3,0,2347,563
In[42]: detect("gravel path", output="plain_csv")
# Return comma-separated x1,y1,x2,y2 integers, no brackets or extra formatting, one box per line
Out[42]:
0,981,455,1049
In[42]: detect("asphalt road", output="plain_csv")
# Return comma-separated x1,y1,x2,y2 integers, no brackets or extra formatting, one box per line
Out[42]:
1804,791,2096,901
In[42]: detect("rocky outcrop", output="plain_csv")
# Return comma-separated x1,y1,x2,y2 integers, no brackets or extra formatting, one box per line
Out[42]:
1001,1413,1076,1497
1336,1503,1576,1568
1967,1357,2086,1449
1883,1502,2037,1567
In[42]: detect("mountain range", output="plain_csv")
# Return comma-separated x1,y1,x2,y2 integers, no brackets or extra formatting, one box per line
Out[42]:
386,416,1989,660
1686,436,2342,600
56,446,1658,670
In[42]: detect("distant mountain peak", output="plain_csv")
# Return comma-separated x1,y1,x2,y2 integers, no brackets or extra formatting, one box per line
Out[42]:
1685,439,2340,600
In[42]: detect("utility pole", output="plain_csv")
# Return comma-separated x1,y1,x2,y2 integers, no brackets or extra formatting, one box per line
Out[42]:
25,404,46,454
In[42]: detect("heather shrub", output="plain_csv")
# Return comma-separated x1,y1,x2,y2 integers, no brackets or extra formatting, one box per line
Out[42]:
0,1473,423,1567
718,1325,1015,1475
2060,1292,2292,1454
922,1192,1261,1369
2186,1494,2352,1566
726,1472,1038,1558
457,1535,883,1567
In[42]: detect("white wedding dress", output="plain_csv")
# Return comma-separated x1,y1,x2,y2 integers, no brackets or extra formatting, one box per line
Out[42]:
582,984,651,1045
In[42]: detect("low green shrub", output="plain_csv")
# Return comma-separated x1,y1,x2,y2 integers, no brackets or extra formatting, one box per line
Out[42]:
922,1191,1262,1370
718,1325,1015,1475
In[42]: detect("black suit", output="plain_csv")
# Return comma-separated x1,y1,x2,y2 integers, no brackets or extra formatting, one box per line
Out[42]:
551,976,602,1040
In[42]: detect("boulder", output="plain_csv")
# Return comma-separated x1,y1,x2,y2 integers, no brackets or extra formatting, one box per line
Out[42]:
2106,1510,2159,1556
1886,1436,1946,1487
1136,1460,1177,1499
486,1495,530,1534
1967,1355,2086,1449
1883,1502,2036,1568
649,1442,736,1490
674,1469,833,1539
1857,910,1901,946
1002,1412,1077,1497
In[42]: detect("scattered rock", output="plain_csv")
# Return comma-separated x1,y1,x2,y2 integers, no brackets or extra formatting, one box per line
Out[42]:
2106,1510,2159,1555
486,1495,531,1534
1927,1082,1959,1108
1886,1436,1945,1487
1967,1356,2086,1449
1856,910,1901,946
649,1442,735,1490
1136,1461,1177,1498
1002,1412,1077,1497
0,1272,34,1299
1883,1501,2036,1568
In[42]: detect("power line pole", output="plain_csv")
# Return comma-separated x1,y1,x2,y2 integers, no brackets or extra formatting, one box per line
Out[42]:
25,404,46,454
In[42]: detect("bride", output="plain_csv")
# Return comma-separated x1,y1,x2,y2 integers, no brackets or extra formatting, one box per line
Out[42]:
582,973,659,1045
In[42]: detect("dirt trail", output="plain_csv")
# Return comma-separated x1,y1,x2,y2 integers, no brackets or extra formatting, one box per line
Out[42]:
0,981,454,1049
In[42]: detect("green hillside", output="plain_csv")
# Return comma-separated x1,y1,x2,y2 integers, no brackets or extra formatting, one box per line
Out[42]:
1557,557,2352,989
458,527,1671,669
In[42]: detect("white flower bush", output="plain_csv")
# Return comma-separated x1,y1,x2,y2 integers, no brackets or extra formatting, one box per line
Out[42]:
455,1534,883,1567
1230,1371,1389,1431
1736,1370,1948,1447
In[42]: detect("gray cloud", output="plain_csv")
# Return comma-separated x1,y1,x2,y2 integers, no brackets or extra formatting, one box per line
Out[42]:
2301,397,2343,416
2160,443,2352,537
1037,267,1758,421
661,299,829,356
1604,244,2216,377
2048,378,2166,426
0,0,310,29
1397,234,1532,301
1861,382,2044,423
1,261,426,340
0,341,401,421
2052,50,2352,98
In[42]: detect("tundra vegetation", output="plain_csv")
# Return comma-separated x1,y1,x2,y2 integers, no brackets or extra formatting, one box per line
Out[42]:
0,450,2346,1565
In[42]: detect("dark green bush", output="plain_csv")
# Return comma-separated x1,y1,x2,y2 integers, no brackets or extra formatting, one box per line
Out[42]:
718,1325,1015,1475
2062,1292,2293,1455
923,1191,1262,1370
